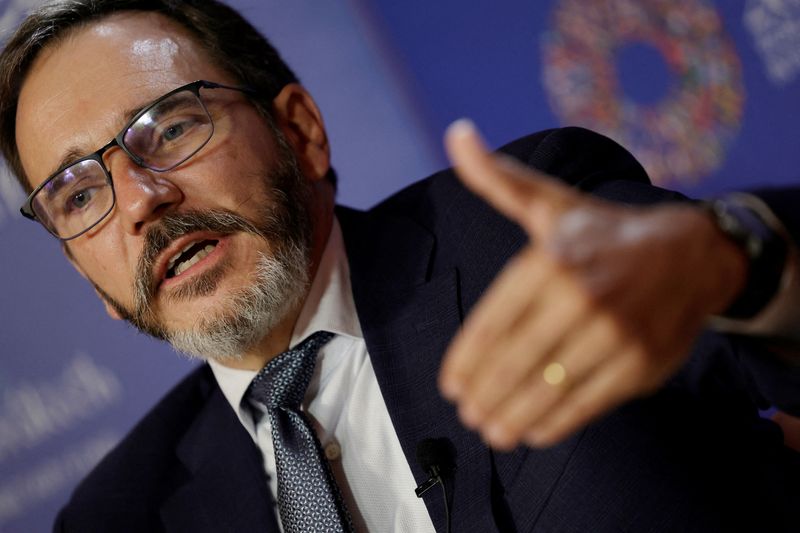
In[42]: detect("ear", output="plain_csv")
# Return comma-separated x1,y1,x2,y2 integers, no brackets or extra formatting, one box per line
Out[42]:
63,244,124,321
271,83,330,182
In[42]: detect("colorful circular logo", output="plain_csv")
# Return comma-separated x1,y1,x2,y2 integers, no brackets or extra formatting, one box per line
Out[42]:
542,0,744,186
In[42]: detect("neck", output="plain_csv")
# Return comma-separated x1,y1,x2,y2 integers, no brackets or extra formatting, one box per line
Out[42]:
221,310,300,371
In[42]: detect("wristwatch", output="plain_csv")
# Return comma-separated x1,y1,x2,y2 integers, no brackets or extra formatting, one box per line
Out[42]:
703,194,789,319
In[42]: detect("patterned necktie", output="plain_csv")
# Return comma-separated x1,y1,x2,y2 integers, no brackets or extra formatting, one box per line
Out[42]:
246,331,354,533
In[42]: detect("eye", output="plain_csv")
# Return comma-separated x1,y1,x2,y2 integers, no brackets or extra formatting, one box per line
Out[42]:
123,95,212,164
162,122,186,142
56,174,107,216
150,115,204,151
67,187,98,212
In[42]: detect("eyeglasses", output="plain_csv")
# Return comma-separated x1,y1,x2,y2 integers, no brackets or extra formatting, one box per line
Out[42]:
20,80,258,240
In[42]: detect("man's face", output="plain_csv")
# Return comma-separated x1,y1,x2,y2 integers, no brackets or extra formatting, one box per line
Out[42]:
15,12,320,363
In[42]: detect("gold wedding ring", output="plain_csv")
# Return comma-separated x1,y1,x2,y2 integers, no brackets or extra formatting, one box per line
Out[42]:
542,362,567,386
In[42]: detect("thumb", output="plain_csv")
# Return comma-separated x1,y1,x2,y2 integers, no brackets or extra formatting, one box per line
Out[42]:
444,119,575,237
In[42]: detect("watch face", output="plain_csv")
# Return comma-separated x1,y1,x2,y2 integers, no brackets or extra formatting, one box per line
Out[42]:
708,197,788,319
713,200,763,260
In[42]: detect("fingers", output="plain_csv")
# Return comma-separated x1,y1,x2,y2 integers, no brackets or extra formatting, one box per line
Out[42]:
480,315,618,449
444,119,575,237
439,237,667,450
439,247,552,399
455,275,588,427
523,345,646,447
440,237,634,450
465,341,647,451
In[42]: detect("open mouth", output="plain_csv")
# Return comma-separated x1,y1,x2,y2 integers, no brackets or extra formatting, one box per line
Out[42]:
165,239,219,279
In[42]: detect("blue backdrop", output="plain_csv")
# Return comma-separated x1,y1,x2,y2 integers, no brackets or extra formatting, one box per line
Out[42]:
1,0,798,530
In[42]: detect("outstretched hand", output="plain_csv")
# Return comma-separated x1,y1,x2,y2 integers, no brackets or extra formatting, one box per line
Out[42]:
438,120,747,450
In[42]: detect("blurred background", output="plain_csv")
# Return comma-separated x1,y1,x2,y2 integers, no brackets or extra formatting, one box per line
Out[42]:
1,0,798,530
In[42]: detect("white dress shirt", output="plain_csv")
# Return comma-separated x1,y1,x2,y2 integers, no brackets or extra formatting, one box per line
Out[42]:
208,219,436,532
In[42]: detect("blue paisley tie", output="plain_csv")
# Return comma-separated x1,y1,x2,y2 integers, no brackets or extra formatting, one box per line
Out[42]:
247,331,354,533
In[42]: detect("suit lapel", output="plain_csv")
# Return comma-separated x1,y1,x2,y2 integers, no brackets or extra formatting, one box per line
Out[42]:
160,383,280,532
339,207,499,533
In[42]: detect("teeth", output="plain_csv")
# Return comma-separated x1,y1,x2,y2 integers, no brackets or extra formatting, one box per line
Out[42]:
167,241,201,272
173,244,216,277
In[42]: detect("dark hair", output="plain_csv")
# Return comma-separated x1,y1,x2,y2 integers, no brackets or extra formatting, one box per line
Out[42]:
0,0,303,193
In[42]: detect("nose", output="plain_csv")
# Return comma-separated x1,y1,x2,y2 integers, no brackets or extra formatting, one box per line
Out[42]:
105,149,182,236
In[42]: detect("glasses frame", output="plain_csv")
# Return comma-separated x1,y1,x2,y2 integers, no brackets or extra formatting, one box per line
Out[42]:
20,79,258,240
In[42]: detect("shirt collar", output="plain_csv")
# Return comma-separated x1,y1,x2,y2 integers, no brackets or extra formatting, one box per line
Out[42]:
208,217,362,431
289,216,362,346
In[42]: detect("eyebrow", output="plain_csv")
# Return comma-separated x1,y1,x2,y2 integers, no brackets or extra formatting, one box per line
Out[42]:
45,103,149,179
41,165,76,198
48,147,92,180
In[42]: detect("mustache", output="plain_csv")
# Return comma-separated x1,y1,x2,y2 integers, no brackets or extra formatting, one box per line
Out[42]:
134,210,265,306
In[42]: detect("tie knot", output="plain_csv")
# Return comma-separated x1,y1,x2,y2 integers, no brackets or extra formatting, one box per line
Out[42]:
247,331,334,410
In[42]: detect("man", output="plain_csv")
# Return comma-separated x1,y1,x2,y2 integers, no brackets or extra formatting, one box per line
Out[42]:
1,0,798,531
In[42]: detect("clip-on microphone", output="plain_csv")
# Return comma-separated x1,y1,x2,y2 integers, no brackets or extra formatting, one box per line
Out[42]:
415,438,456,533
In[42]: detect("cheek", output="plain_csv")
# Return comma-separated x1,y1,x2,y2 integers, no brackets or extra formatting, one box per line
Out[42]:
71,239,137,294
198,139,277,207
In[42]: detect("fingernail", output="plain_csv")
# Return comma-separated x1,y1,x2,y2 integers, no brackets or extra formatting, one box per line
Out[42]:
446,118,476,138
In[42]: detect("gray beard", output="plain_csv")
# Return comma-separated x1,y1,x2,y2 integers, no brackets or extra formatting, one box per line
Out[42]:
165,241,309,362
93,131,314,363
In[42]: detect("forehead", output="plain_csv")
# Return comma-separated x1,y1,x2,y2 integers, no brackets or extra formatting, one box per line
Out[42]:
15,11,231,188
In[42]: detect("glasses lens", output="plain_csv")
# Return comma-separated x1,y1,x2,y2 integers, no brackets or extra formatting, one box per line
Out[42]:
123,89,213,171
32,158,113,239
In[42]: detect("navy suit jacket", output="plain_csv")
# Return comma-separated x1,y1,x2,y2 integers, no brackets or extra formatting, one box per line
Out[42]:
55,128,800,532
